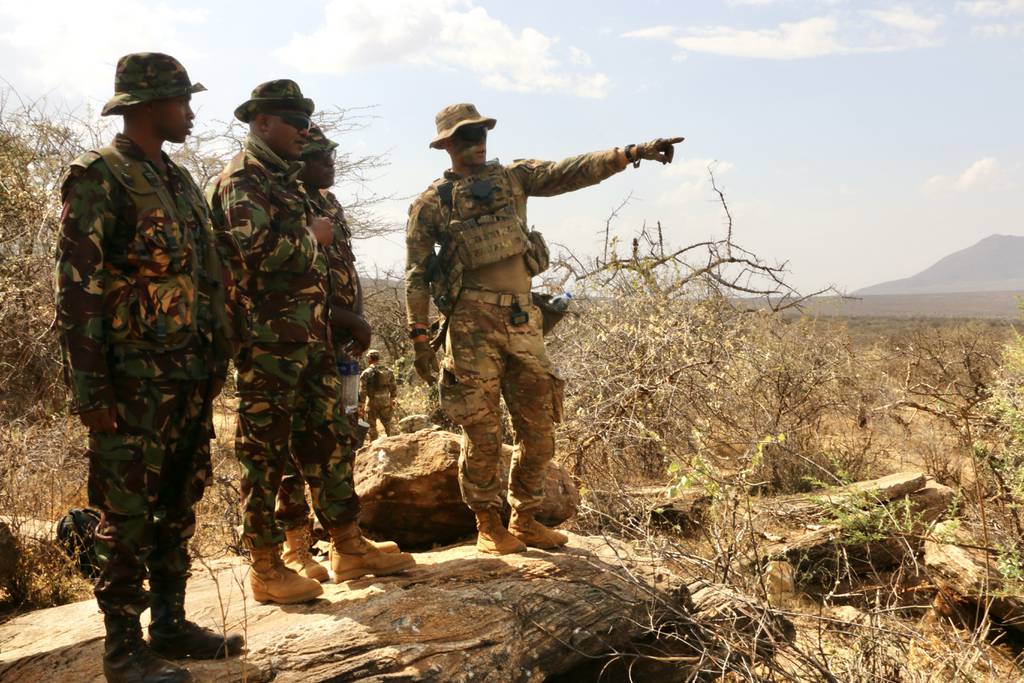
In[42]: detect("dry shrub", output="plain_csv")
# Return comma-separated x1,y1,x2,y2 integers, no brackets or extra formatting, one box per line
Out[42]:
552,261,882,504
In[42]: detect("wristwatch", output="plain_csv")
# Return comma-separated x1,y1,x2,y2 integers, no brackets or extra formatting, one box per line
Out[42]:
409,326,429,340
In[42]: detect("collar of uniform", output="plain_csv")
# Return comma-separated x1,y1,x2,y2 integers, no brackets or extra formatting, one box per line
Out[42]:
113,133,174,173
245,133,303,183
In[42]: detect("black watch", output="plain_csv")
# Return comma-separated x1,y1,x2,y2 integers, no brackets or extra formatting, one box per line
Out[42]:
409,327,429,339
624,144,641,168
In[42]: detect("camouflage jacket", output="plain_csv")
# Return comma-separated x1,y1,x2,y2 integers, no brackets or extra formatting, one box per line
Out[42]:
360,365,396,402
208,134,328,344
307,187,362,317
404,150,622,324
55,133,224,414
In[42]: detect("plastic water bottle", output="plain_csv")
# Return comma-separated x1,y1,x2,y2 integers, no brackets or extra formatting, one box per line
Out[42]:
338,359,360,412
549,292,573,312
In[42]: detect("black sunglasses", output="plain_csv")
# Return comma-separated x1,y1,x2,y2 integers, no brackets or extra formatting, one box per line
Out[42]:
453,124,487,144
270,111,312,132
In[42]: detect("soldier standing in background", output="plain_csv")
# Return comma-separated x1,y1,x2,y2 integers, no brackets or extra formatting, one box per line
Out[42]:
360,350,399,441
405,103,682,555
208,81,413,603
274,125,400,582
55,53,243,683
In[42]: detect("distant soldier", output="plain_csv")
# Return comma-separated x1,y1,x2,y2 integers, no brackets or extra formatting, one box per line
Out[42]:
55,53,243,683
274,125,399,582
360,350,398,441
207,81,413,603
406,103,682,554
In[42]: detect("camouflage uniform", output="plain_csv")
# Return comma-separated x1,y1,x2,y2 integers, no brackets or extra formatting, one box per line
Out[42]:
207,82,359,550
54,55,228,619
276,125,363,531
406,104,624,514
360,363,398,441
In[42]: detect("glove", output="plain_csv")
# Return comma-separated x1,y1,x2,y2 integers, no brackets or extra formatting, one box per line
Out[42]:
413,341,439,384
629,137,685,165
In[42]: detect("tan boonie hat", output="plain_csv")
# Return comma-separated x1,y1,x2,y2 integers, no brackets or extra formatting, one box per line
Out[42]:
429,103,496,149
101,52,206,117
367,349,381,360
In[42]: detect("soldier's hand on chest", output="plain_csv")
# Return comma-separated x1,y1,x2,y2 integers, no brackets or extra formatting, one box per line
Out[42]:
310,216,334,246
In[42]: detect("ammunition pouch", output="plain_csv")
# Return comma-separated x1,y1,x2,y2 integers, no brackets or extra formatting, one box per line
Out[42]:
450,214,529,270
523,229,550,277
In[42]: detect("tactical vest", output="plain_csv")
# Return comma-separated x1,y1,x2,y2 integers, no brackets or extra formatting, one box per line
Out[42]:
428,162,550,314
73,147,231,358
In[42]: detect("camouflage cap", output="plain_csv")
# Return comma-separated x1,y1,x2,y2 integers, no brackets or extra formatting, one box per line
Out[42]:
367,349,381,360
234,79,315,123
101,52,206,117
429,103,496,149
302,124,339,157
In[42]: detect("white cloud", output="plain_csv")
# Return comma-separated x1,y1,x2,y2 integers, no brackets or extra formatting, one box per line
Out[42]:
659,158,735,205
672,17,845,59
0,1,207,101
924,157,1004,194
971,21,1024,35
568,46,592,66
622,25,676,39
625,10,945,60
273,0,609,99
865,6,943,34
956,0,1024,17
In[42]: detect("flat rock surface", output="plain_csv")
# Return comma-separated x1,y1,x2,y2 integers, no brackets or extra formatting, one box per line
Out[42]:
0,534,680,682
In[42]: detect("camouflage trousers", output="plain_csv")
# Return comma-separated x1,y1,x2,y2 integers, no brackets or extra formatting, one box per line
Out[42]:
276,410,361,531
365,397,397,442
235,341,358,548
87,375,213,617
440,298,564,512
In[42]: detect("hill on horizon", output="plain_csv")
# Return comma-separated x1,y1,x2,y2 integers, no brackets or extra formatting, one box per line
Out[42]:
855,234,1024,296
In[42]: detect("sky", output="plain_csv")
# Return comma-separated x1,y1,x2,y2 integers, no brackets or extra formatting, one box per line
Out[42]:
1,0,1022,294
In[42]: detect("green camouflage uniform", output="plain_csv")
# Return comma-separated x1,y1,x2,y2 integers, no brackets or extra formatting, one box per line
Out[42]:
207,83,358,548
406,105,623,513
56,79,226,616
276,125,364,530
360,364,398,441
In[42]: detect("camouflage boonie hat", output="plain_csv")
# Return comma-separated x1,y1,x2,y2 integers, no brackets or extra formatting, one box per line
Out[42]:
302,124,338,157
234,79,315,123
367,349,381,360
101,52,206,117
429,103,496,149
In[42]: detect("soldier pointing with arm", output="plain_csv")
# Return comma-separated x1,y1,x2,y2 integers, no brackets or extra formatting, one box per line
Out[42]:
405,103,682,554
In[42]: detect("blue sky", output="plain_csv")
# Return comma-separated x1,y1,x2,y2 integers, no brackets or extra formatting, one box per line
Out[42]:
1,0,1021,292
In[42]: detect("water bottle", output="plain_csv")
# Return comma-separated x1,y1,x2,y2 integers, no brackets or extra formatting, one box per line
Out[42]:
338,359,360,412
549,292,573,312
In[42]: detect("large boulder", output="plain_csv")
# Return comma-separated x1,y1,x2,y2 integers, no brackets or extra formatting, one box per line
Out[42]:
355,428,579,548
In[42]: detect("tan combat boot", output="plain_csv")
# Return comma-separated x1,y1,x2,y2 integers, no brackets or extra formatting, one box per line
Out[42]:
282,526,330,582
509,509,568,549
474,508,526,555
329,522,416,581
249,545,324,604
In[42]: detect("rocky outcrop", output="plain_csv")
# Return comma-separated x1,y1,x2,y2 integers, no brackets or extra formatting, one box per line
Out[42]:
355,428,579,548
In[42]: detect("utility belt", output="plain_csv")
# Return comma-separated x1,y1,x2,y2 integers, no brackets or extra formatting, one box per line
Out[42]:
459,289,532,307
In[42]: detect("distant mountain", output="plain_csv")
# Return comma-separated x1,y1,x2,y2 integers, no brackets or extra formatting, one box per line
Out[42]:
855,234,1024,296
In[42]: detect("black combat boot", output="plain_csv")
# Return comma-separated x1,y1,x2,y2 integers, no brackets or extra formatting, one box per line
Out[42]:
103,613,193,683
148,585,245,660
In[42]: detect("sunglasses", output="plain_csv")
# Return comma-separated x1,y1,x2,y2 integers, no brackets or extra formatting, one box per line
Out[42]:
453,124,487,144
270,111,312,132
